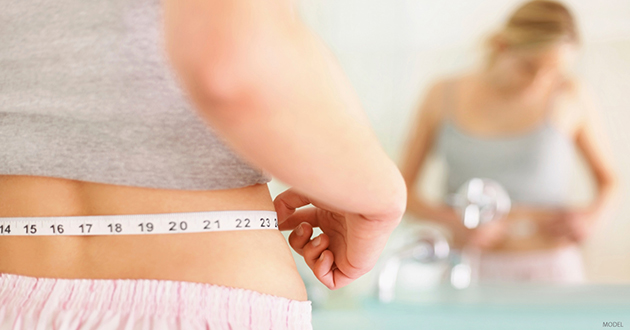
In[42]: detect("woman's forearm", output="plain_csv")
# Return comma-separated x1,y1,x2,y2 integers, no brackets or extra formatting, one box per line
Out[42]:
407,192,462,229
164,0,406,219
586,178,619,220
407,192,472,247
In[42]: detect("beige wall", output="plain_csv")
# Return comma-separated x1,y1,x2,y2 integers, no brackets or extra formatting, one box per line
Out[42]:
578,40,630,282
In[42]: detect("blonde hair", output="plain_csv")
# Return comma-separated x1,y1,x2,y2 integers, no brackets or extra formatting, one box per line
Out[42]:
488,1,579,57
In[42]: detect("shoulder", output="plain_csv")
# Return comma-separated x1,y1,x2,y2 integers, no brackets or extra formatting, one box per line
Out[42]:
558,77,590,104
559,77,597,118
425,73,474,99
419,74,470,123
554,76,602,136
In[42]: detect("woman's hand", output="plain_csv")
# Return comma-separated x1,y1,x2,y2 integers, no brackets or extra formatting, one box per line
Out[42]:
465,219,509,250
539,208,597,243
406,203,508,250
504,206,598,243
274,189,403,290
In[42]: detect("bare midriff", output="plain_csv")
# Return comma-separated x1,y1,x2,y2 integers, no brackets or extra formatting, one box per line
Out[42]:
492,234,573,252
451,226,573,253
492,207,574,252
0,175,307,301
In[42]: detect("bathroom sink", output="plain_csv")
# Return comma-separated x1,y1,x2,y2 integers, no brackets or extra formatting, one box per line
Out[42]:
312,284,630,330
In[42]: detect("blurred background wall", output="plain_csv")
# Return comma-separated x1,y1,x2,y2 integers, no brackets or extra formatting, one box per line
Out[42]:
269,0,630,295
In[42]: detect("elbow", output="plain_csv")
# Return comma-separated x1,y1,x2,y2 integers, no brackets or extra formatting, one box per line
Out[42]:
193,46,256,106
166,25,288,126
391,175,408,220
169,41,258,123
403,174,424,212
599,170,620,197
371,167,408,224
603,178,620,205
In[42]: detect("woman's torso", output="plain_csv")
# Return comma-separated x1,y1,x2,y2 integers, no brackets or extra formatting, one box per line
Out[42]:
0,0,306,301
438,121,575,206
435,74,581,251
0,176,308,301
0,0,269,190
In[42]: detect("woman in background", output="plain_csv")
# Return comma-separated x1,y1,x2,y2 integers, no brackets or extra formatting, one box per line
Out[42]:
401,0,617,283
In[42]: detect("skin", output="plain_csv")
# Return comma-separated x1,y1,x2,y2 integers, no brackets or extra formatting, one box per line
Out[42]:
0,0,406,301
400,41,618,252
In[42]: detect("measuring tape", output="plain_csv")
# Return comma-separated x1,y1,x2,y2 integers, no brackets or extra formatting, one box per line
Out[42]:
0,210,278,236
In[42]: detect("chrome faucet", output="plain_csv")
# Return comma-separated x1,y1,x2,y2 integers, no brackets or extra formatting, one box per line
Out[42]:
377,228,450,303
449,178,511,230
448,178,511,289
376,178,511,302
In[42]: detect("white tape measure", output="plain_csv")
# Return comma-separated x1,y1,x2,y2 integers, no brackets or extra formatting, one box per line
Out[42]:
0,210,278,236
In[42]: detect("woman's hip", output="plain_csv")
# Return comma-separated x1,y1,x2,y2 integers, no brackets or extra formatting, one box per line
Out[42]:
0,210,308,301
476,245,585,283
0,273,312,330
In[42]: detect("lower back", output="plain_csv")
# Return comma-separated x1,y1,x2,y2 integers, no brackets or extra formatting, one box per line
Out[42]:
0,175,307,301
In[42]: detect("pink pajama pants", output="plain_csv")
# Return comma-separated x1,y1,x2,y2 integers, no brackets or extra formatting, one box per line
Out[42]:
477,245,585,283
0,273,312,330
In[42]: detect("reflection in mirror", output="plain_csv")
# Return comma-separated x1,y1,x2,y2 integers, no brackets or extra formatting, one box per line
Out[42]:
283,0,630,327
401,0,619,287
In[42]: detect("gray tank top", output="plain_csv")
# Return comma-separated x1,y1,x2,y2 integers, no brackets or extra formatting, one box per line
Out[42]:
0,0,270,190
435,82,576,206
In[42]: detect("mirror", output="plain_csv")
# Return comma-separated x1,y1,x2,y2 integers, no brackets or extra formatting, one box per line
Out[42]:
268,0,630,325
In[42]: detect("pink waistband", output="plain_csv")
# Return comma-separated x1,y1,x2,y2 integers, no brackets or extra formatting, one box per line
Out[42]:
0,273,312,330
476,245,585,283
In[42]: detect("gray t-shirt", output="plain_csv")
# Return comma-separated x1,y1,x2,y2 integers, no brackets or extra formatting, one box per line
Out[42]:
0,0,270,190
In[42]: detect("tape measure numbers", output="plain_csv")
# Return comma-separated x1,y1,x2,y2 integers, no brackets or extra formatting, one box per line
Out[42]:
0,210,278,236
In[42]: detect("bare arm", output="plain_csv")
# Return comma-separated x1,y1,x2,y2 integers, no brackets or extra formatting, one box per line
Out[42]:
572,85,619,222
540,83,619,242
399,81,468,242
163,0,405,288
